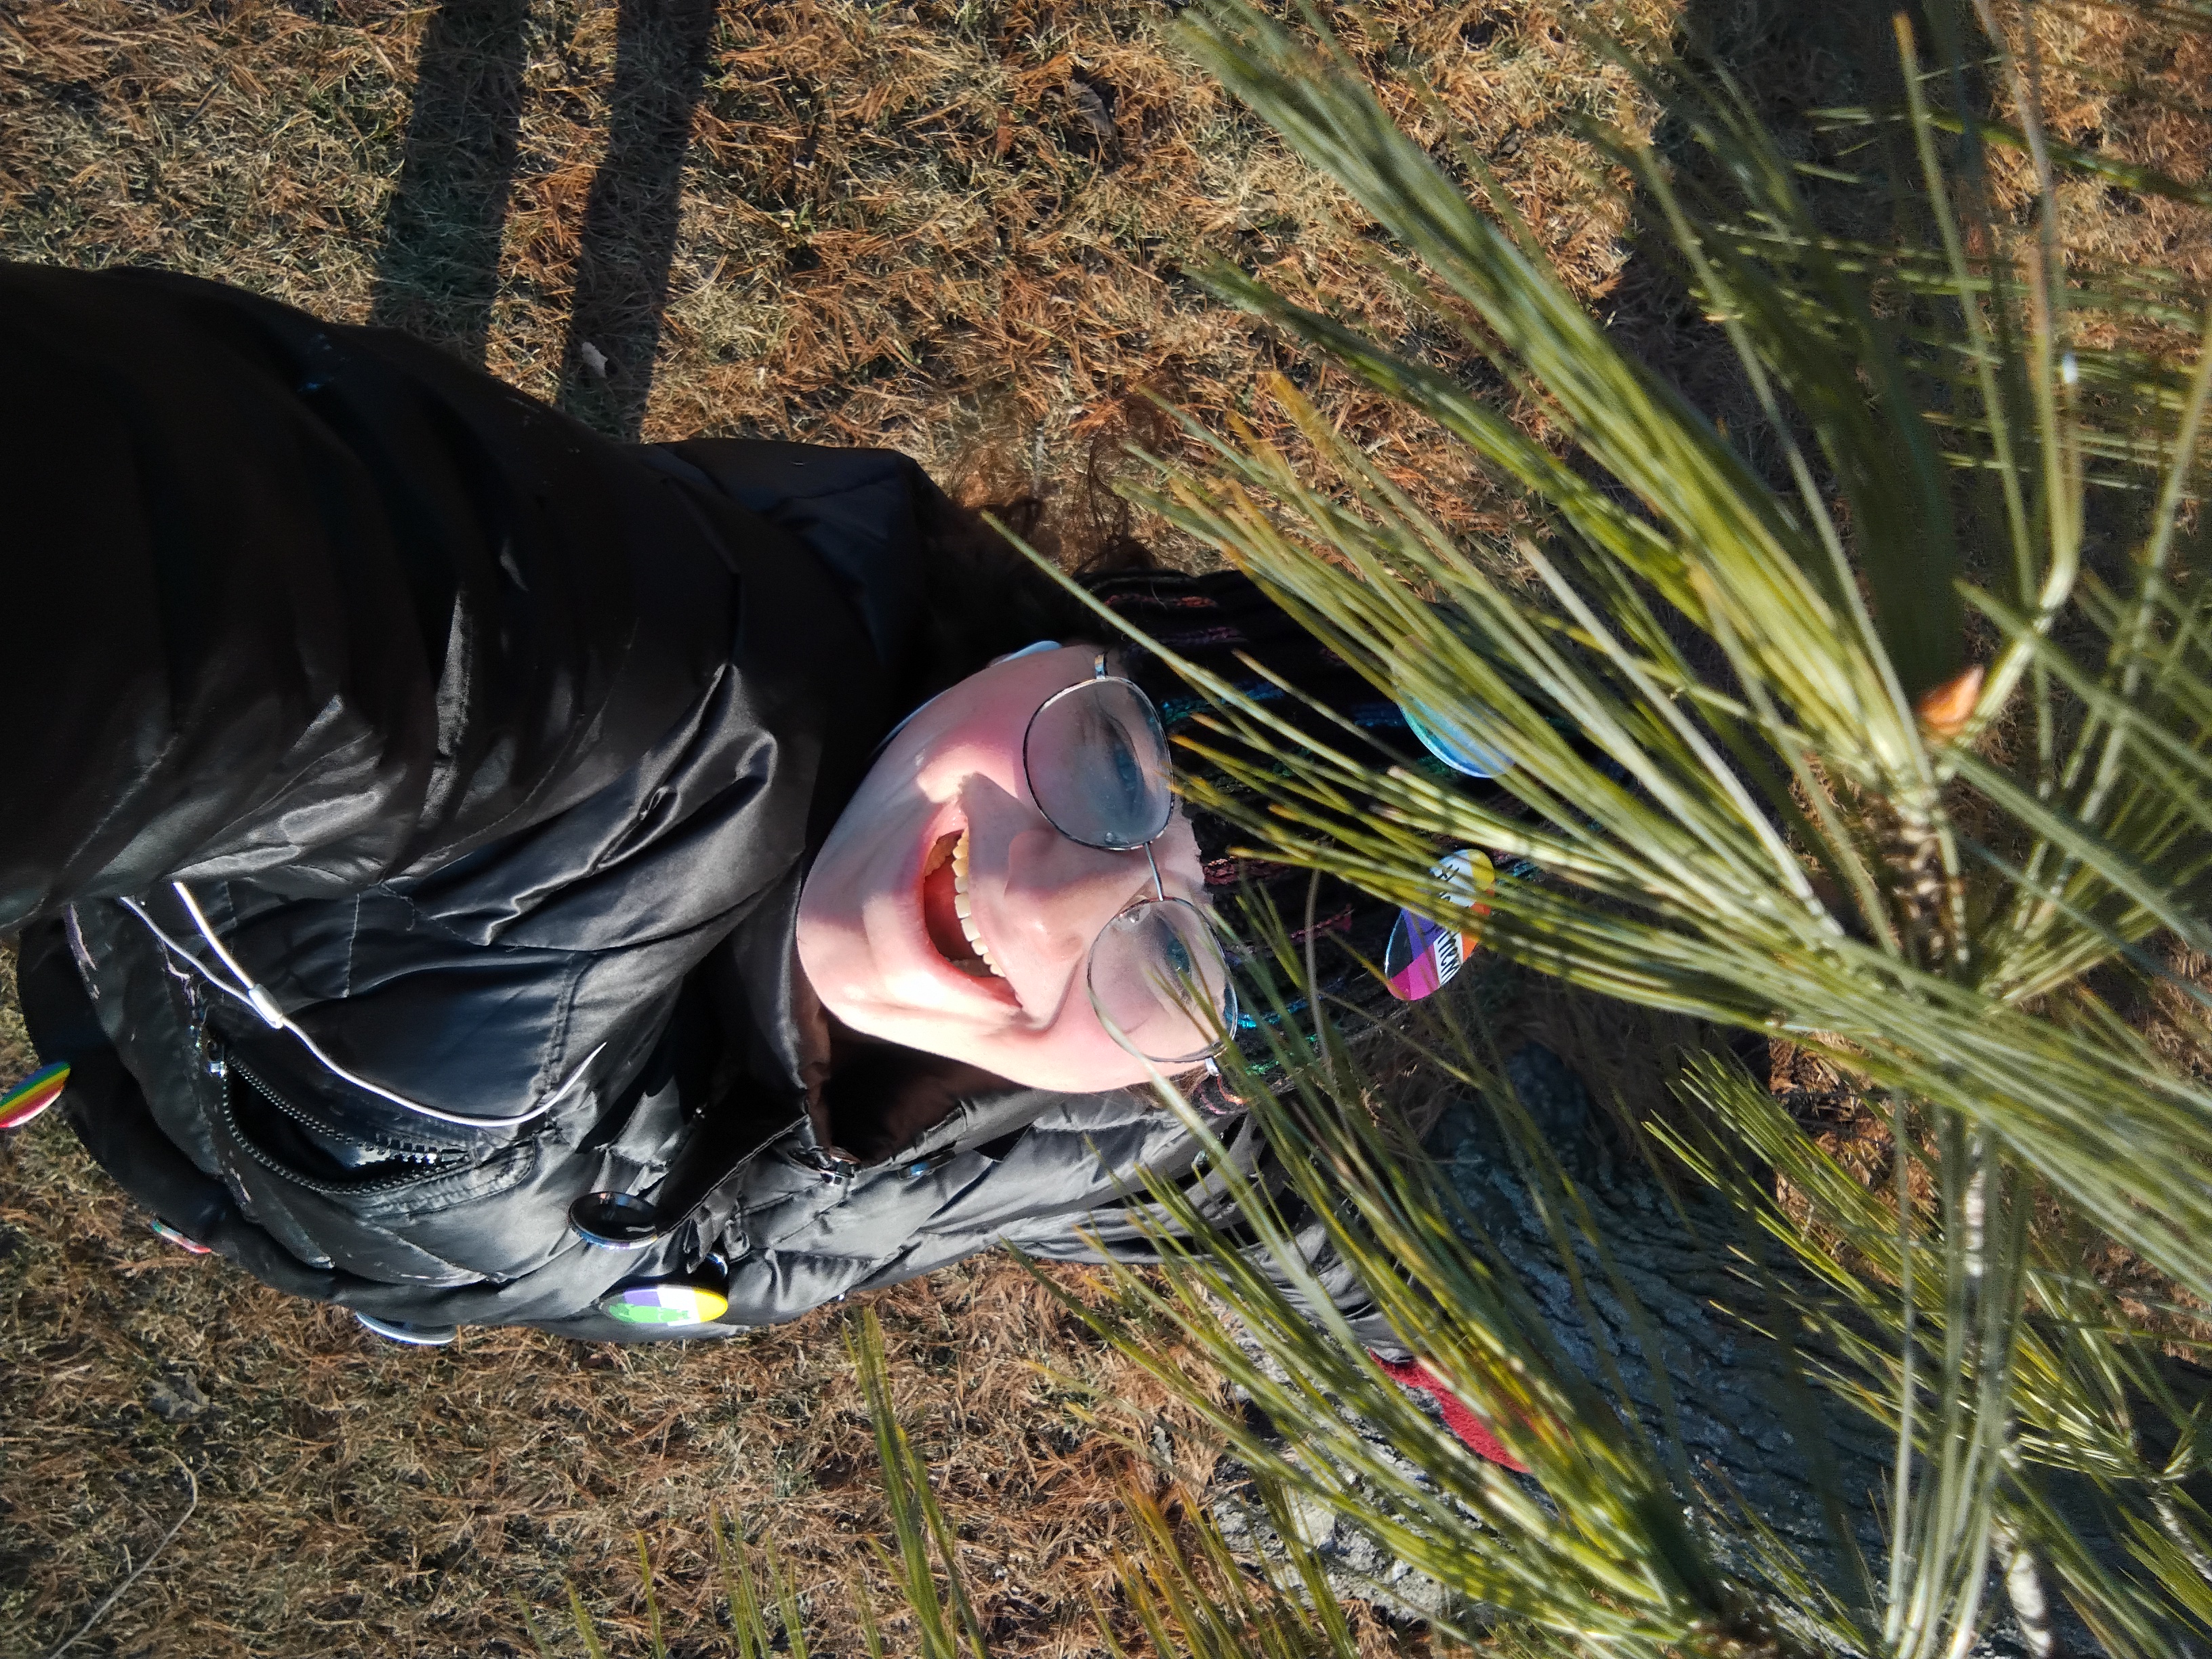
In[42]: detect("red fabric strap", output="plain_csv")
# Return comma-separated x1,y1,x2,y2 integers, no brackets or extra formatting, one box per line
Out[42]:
1371,1352,1530,1473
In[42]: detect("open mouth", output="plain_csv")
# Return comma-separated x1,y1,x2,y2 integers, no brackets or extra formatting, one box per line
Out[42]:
920,829,1004,978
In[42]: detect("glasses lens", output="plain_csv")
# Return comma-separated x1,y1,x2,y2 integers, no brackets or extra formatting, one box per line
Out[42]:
1025,678,1174,850
1087,898,1237,1064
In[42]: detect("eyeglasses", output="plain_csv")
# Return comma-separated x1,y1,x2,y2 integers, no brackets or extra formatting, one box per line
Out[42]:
1024,653,1237,1065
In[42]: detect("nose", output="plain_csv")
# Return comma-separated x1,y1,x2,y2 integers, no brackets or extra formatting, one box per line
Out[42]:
998,825,1158,964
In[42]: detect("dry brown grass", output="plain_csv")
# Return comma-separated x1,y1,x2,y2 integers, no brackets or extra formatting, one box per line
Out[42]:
0,0,1660,556
1986,0,2212,298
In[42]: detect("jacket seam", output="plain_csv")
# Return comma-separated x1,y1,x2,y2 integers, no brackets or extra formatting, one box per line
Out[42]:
340,891,360,999
543,956,587,1101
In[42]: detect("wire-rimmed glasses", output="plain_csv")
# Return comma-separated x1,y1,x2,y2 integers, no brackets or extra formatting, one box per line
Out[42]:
1023,653,1237,1065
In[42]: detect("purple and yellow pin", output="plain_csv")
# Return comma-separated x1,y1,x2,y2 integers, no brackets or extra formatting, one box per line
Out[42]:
602,1282,730,1327
0,1061,70,1132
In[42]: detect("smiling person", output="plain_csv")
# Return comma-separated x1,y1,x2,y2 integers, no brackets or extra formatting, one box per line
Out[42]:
800,640,1231,1090
1,263,1437,1348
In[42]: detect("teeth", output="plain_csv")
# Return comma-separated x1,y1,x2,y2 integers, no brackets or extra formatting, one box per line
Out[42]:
948,830,1004,978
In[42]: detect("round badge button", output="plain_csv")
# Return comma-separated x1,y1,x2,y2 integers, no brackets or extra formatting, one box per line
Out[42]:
569,1190,663,1250
1,1061,70,1132
1391,636,1517,779
1384,850,1495,1002
354,1311,459,1347
600,1283,731,1328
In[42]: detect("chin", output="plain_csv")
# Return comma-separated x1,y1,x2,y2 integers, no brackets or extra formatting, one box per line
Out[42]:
850,1012,1162,1094
989,1051,1160,1094
968,1042,1206,1096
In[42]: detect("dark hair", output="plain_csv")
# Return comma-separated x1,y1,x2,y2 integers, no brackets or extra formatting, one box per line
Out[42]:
1085,565,1429,1073
901,482,1103,698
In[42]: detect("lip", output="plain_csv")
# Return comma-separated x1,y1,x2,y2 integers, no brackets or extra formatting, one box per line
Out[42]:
899,804,1023,1012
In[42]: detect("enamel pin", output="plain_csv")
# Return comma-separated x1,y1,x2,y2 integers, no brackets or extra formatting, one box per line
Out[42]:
0,1061,70,1131
602,1283,731,1327
1384,851,1494,1002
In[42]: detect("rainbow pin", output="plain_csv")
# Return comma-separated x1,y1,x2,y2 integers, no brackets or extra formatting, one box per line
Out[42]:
601,1282,730,1327
0,1061,70,1131
150,1218,214,1255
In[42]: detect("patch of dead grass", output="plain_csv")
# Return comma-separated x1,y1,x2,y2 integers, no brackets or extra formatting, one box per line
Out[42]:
0,0,1665,561
1988,0,2212,285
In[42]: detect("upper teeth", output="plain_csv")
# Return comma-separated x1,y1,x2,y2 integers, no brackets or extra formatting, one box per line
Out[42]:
949,831,1004,978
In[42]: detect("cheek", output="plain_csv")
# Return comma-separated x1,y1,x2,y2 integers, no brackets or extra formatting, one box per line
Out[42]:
793,899,865,1012
1155,813,1206,895
798,824,904,999
914,733,1029,806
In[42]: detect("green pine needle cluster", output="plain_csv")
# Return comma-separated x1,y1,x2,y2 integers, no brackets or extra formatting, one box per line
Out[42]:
1044,0,2212,1653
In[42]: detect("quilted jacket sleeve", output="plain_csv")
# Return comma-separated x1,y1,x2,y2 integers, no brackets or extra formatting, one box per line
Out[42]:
0,263,741,930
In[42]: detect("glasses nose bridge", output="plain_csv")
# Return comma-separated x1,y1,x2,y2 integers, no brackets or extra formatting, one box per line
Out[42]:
1035,827,1166,929
1036,815,1166,903
1006,821,1162,964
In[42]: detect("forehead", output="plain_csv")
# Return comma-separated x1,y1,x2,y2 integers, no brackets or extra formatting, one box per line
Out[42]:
910,644,1103,747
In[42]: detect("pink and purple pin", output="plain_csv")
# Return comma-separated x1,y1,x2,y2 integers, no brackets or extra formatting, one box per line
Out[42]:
1384,851,1494,1002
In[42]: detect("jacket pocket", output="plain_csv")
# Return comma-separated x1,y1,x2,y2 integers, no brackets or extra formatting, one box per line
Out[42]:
213,1050,474,1198
211,1049,548,1285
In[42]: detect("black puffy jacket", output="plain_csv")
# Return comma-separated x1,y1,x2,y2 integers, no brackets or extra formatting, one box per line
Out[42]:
5,266,1373,1345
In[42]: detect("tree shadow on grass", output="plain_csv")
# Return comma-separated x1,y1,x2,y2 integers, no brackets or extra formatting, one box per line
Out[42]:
556,0,722,439
369,0,718,436
369,0,531,365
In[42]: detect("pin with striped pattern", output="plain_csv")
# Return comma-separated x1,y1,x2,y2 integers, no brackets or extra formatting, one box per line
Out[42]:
601,1283,730,1327
0,1061,69,1131
1383,851,1494,1002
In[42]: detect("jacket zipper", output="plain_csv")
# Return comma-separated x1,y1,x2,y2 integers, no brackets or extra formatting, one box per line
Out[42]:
230,1057,462,1166
213,1049,473,1195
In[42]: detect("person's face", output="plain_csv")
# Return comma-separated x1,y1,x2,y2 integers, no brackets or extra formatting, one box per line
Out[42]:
796,645,1209,1092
